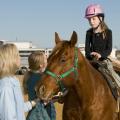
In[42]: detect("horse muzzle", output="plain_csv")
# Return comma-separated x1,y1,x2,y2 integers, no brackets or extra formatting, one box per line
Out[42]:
37,85,53,103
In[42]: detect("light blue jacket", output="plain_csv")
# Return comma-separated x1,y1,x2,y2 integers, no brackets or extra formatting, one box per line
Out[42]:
0,76,32,120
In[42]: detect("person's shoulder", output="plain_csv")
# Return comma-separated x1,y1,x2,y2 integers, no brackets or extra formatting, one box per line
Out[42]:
86,28,93,33
1,76,20,87
86,28,93,36
0,77,14,90
106,28,112,33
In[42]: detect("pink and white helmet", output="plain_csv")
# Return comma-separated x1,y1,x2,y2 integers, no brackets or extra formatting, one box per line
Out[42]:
85,4,104,19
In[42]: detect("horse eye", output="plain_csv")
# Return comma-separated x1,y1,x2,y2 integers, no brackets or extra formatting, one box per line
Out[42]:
61,59,66,63
60,57,66,63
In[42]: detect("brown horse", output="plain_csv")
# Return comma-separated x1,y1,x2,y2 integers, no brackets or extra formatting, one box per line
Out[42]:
36,31,119,120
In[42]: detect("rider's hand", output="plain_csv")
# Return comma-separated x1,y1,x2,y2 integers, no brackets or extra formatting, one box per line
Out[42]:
91,52,101,60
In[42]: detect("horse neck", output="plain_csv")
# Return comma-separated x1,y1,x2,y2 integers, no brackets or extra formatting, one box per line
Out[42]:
75,52,97,100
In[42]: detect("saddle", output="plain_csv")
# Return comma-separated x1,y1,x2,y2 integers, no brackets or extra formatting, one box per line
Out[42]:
90,60,120,100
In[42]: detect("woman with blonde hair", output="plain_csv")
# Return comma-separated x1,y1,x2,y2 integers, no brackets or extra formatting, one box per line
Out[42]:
23,51,56,120
0,44,37,120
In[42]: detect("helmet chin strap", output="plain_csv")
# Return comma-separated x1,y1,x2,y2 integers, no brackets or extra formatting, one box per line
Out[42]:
93,23,101,31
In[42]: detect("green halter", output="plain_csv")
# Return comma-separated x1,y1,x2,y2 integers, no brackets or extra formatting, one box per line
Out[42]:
45,47,78,92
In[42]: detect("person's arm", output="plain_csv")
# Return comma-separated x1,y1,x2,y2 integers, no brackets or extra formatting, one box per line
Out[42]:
85,30,93,60
0,87,17,120
100,30,112,59
24,101,32,112
24,99,39,112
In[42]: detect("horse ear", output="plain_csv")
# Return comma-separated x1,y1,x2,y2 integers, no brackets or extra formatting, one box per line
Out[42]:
55,32,61,44
70,31,77,47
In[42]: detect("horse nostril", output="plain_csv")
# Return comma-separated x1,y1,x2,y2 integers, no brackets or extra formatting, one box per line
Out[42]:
39,85,45,95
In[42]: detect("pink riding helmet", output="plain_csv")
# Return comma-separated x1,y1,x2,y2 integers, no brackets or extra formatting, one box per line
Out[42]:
85,4,104,19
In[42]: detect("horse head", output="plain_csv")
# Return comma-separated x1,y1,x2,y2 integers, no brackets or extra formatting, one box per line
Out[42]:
36,31,81,102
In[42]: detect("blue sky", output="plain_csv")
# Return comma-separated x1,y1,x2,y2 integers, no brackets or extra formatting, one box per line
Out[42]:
0,0,120,49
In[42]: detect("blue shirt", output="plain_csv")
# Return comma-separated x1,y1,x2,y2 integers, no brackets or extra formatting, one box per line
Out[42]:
0,76,32,120
26,72,41,100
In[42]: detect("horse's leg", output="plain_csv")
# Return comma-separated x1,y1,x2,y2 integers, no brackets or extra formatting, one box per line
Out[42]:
62,88,81,120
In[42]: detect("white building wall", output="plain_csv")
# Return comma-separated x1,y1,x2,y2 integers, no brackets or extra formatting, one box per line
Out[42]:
8,42,35,49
